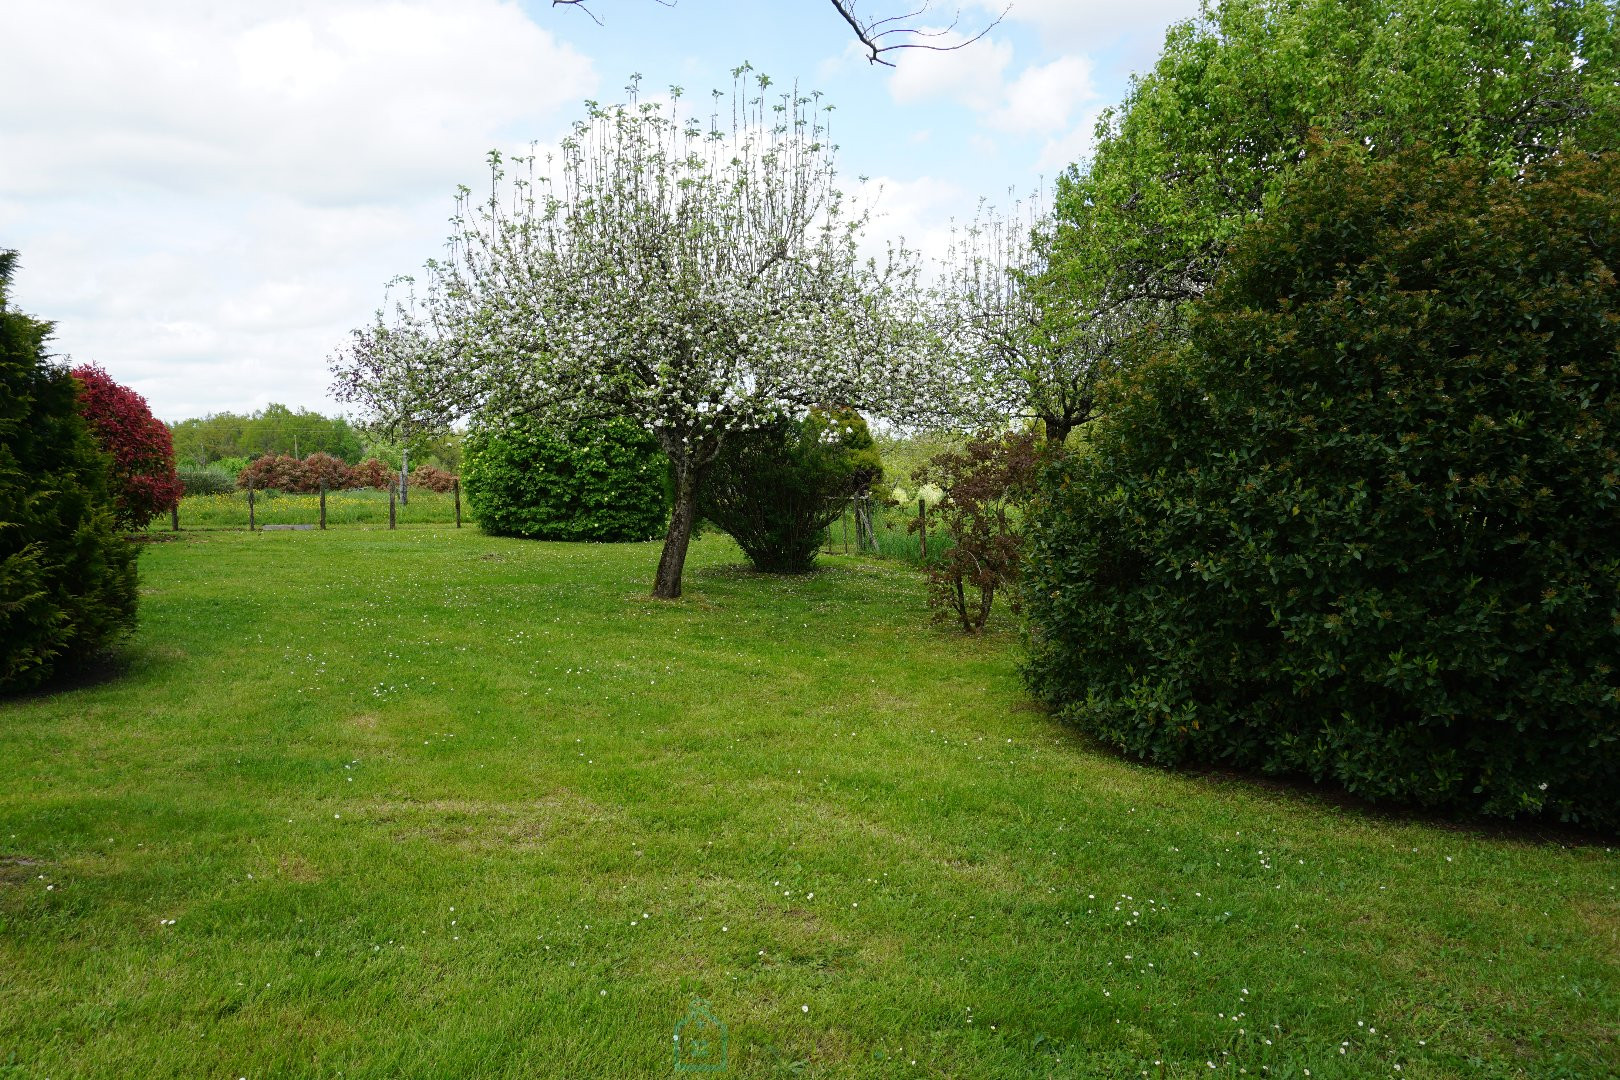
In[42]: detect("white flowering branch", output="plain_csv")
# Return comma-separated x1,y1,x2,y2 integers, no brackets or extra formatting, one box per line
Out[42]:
332,69,935,598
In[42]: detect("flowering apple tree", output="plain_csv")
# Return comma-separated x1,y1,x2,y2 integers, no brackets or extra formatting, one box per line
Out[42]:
931,196,1163,445
333,70,933,598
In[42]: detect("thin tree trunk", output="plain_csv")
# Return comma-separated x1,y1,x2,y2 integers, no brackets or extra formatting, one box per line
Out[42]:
653,465,700,600
1044,416,1073,446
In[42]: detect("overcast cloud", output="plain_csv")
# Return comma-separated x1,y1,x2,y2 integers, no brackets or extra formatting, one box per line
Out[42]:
0,0,1198,421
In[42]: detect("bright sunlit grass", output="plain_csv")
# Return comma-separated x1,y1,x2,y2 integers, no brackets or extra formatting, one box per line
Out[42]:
1,528,1615,1078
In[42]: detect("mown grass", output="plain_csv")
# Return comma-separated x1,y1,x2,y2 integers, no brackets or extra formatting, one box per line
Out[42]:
164,488,468,530
1,529,1615,1079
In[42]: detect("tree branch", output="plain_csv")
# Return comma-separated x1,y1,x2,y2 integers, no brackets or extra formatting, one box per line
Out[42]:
552,1,1004,68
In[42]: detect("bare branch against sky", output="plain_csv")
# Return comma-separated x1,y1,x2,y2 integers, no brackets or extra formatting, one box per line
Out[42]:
552,0,1008,66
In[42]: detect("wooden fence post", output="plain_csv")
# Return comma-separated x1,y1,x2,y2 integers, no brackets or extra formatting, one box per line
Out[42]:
170,503,179,532
453,478,461,529
389,486,397,530
248,479,256,531
918,498,927,561
319,483,327,530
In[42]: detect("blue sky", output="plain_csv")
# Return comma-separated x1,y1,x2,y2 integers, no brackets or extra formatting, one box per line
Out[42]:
0,0,1200,421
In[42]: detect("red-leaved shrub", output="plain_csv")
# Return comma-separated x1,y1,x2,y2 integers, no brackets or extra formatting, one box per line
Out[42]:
237,454,306,491
70,363,182,530
302,452,356,491
408,464,458,492
352,457,393,490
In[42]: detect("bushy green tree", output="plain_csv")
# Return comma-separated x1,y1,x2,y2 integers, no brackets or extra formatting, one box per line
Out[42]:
1052,0,1619,338
1024,149,1620,829
463,416,667,542
0,252,137,693
699,407,882,573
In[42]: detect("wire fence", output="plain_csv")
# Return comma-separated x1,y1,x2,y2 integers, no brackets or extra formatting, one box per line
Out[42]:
149,481,467,533
822,495,937,566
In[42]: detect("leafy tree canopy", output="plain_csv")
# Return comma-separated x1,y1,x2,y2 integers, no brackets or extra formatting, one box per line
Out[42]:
1053,0,1620,318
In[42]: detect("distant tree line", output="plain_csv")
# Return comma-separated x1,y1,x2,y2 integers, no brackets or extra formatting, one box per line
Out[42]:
169,405,460,471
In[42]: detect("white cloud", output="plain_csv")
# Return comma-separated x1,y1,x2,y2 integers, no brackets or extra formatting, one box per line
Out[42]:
0,0,596,419
1035,103,1108,174
885,32,1100,159
5,1,595,203
888,30,1015,113
853,174,977,268
988,55,1097,135
0,0,595,203
978,0,1204,52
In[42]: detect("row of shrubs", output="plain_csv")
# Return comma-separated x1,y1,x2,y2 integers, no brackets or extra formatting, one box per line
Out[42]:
178,453,458,496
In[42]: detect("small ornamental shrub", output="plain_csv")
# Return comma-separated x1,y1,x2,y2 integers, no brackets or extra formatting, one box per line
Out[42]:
463,416,667,541
237,453,363,493
699,407,883,573
237,454,305,491
911,431,1043,633
1023,148,1620,829
1,252,138,693
176,465,234,496
352,457,393,491
408,464,457,493
301,452,355,491
70,363,182,530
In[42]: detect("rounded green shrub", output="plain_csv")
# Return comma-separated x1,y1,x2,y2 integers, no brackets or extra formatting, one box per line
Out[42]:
1023,149,1620,830
699,407,882,573
0,251,138,693
463,416,667,541
176,465,234,496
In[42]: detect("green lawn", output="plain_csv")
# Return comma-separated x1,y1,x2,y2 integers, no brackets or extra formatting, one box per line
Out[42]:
1,529,1615,1078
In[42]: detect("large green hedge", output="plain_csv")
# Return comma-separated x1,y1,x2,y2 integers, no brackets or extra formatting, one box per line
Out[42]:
462,416,668,542
1024,149,1620,829
699,407,882,573
0,251,138,693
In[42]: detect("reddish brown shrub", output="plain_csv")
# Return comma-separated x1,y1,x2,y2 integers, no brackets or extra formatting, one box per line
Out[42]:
69,363,182,530
352,457,393,490
237,454,305,491
911,431,1045,633
408,464,458,493
302,452,356,491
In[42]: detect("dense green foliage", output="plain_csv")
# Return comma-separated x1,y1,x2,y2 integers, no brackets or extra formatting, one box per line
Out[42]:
699,408,882,573
1025,149,1620,829
1051,0,1620,328
462,416,667,541
176,465,235,496
169,403,367,465
0,252,138,693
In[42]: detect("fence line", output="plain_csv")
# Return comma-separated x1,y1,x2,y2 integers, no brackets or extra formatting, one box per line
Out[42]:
158,483,468,533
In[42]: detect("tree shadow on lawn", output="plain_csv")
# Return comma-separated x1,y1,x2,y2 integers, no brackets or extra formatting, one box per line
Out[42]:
1027,701,1618,848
